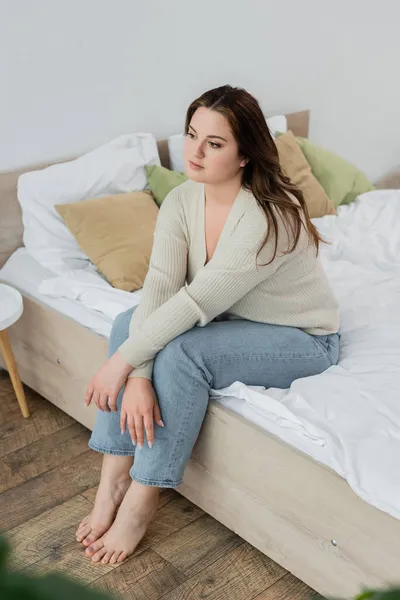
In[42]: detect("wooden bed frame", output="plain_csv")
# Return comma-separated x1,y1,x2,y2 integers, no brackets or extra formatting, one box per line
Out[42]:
1,111,400,598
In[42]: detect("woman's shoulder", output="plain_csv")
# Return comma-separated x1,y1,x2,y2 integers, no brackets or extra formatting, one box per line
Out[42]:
244,188,309,227
236,188,311,259
227,190,269,256
164,178,201,201
161,179,201,215
157,179,201,237
236,188,268,234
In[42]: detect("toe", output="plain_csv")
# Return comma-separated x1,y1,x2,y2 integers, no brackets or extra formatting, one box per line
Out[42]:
76,517,90,537
109,552,119,565
82,535,93,546
85,538,104,557
77,525,91,543
92,547,108,563
83,527,104,546
101,552,113,564
118,552,128,563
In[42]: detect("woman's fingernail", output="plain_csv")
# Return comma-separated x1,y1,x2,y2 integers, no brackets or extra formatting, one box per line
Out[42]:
138,442,143,449
159,420,165,427
132,439,136,446
120,429,124,435
148,442,153,449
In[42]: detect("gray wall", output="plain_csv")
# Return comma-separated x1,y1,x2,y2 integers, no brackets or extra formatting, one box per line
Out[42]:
1,0,399,180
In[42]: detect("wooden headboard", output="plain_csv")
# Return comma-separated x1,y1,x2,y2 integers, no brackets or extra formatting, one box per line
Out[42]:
0,110,309,269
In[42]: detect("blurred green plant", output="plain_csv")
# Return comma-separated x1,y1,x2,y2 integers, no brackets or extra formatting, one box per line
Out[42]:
0,535,113,600
353,592,400,600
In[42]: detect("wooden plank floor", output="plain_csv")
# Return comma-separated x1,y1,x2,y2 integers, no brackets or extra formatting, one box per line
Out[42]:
0,370,323,600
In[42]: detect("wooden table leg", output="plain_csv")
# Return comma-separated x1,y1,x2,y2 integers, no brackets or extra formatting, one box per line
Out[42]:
0,329,30,418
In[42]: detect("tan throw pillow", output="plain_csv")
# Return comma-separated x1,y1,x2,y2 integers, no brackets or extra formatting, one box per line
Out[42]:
56,191,158,292
275,131,336,218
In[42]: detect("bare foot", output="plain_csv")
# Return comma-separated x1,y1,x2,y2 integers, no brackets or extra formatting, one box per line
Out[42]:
76,454,133,546
85,480,160,564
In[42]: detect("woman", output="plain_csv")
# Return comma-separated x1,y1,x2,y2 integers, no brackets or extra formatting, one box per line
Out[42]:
76,85,340,564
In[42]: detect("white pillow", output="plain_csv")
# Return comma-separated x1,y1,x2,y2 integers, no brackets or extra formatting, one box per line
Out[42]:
18,133,161,274
266,114,288,137
168,114,288,173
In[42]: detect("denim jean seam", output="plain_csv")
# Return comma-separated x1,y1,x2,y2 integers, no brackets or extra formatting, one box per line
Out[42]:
211,352,329,362
177,341,213,385
168,391,195,473
130,472,183,488
161,345,208,478
88,441,135,457
166,377,201,477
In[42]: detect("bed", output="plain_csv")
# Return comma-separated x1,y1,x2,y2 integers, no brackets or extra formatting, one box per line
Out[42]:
1,111,400,598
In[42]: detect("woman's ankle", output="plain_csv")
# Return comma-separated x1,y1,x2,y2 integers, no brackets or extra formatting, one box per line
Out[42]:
100,454,133,483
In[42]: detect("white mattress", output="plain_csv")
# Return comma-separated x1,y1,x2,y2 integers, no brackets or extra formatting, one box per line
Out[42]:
1,189,400,522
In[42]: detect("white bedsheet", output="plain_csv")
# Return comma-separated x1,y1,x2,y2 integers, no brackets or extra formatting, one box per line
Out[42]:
1,189,400,521
0,250,140,337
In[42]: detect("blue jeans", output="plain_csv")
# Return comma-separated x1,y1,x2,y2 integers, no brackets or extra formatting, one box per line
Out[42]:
89,306,340,488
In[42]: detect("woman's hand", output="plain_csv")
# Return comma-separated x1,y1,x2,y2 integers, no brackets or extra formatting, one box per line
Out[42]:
120,377,164,448
85,351,133,412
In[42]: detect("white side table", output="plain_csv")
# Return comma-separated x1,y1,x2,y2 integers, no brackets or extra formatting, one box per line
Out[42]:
0,283,30,418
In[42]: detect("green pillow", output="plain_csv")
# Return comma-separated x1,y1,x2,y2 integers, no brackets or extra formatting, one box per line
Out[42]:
145,165,188,207
295,136,374,206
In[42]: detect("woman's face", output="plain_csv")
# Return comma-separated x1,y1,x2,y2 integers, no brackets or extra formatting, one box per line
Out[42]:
184,107,247,184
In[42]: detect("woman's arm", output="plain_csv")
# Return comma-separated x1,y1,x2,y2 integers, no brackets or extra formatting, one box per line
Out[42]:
124,187,188,380
118,206,287,368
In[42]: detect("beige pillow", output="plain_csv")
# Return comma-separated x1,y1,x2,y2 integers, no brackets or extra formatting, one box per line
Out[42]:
275,131,336,218
375,167,400,190
56,191,158,291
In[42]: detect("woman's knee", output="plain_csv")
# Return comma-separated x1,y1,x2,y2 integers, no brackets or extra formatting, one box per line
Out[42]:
153,337,182,374
109,306,136,356
153,333,211,386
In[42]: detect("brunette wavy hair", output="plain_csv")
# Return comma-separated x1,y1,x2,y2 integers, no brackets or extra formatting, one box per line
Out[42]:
185,85,325,263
